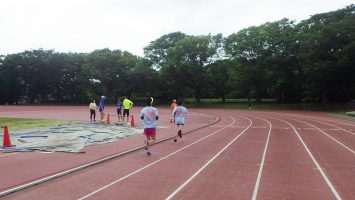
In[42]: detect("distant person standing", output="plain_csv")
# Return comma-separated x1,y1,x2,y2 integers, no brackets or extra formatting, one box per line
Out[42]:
170,99,177,123
122,96,133,123
99,96,105,122
172,99,189,142
116,98,123,123
141,97,159,156
89,100,97,122
248,97,252,111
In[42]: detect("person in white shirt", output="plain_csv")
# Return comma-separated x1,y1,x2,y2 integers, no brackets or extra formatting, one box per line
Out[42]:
89,100,97,122
140,97,159,156
171,99,188,142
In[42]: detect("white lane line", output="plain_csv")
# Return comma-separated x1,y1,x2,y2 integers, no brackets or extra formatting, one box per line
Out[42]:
78,115,238,200
305,118,355,136
165,117,252,200
0,152,18,158
282,117,354,154
278,113,355,127
267,116,342,200
249,116,272,200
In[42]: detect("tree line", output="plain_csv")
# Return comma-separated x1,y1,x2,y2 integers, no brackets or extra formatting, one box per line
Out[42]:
0,5,354,104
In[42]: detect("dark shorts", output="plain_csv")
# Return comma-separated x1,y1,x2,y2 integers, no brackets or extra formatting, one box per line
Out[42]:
144,128,156,137
117,108,122,115
123,109,129,117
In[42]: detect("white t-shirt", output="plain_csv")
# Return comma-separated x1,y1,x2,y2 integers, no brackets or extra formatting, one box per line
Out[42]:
140,106,159,128
172,106,188,125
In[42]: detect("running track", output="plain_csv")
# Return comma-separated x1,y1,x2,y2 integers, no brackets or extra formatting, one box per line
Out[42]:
0,106,354,199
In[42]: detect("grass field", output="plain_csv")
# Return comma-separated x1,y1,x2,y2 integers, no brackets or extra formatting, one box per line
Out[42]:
0,118,75,131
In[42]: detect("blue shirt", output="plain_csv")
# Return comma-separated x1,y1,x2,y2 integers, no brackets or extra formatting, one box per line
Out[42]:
140,106,158,128
116,102,122,109
99,99,105,111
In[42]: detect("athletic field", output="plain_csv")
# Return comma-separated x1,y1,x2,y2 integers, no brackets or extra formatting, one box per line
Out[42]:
0,106,354,200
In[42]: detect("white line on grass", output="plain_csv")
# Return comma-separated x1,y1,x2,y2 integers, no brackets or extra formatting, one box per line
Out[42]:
78,115,238,200
165,117,252,200
267,115,342,200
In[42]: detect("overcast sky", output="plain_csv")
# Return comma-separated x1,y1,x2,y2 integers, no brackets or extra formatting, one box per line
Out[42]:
0,0,353,56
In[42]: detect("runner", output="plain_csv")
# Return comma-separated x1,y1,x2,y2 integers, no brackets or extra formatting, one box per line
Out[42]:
99,96,105,122
122,96,133,123
170,99,177,123
116,98,123,123
89,100,97,122
172,99,188,142
140,97,159,156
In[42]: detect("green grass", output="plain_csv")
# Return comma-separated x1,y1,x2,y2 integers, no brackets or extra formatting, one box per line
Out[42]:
0,118,75,131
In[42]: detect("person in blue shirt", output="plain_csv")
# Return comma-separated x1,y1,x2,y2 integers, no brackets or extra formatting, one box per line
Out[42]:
140,97,159,156
116,98,123,123
99,96,105,122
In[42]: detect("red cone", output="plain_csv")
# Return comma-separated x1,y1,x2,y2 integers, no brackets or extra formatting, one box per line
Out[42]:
131,115,135,127
3,125,12,147
106,114,111,125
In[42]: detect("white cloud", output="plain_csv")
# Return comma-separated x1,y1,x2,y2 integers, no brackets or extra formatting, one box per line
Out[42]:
0,0,353,56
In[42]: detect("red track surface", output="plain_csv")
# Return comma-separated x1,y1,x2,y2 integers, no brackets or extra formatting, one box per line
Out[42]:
0,106,354,200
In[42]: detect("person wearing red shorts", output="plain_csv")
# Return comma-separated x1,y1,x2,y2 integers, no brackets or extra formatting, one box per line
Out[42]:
140,97,159,156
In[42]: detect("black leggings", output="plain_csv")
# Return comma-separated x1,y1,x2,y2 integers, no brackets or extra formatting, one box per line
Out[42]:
90,109,96,120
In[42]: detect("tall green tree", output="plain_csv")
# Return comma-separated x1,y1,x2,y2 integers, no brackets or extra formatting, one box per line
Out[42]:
162,34,223,102
144,32,187,69
296,4,355,102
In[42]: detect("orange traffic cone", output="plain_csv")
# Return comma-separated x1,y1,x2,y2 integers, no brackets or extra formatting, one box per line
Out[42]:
3,125,13,147
106,114,111,125
131,115,135,127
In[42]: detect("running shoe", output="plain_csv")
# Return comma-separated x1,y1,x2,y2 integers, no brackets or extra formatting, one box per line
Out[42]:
146,151,151,156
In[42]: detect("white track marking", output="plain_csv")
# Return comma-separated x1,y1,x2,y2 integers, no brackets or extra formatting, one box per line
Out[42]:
299,118,354,136
276,113,355,127
275,116,354,154
78,115,239,200
0,152,18,158
248,116,272,200
265,115,342,200
165,117,252,200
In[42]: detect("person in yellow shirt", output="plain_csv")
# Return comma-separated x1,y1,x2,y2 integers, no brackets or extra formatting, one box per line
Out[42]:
170,99,177,123
122,97,133,123
89,100,97,122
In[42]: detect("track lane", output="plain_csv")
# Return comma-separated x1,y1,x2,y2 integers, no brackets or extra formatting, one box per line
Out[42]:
165,115,254,200
267,114,355,154
263,113,355,200
254,114,337,200
165,113,268,200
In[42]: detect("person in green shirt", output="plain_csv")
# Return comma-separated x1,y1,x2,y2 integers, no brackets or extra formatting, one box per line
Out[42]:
122,97,133,123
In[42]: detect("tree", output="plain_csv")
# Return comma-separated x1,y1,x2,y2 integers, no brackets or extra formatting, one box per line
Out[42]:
144,32,186,69
296,4,355,102
162,34,223,102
